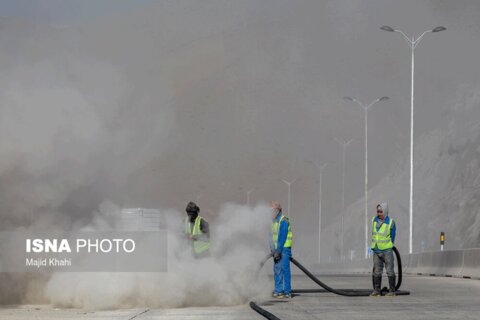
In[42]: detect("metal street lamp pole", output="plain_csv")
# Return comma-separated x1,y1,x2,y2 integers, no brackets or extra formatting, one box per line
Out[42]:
316,163,328,263
334,138,354,261
381,25,446,254
305,160,328,263
246,189,254,207
344,96,389,259
281,178,296,221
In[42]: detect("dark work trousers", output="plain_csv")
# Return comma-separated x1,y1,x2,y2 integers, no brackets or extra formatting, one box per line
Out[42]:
373,250,395,277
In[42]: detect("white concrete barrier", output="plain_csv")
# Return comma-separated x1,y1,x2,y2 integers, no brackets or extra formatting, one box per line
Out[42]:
460,249,480,279
314,248,480,279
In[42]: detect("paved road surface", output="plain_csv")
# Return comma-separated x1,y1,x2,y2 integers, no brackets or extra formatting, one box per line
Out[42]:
1,274,479,319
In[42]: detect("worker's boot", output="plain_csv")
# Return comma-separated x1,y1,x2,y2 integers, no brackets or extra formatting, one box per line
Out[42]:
385,276,396,297
370,276,382,297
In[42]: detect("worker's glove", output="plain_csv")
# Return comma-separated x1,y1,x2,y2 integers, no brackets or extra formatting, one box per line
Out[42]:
273,252,282,263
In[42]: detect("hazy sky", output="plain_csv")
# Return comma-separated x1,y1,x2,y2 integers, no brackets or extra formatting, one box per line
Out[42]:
0,0,156,24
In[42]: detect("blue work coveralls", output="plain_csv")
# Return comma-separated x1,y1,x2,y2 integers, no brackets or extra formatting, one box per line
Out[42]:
270,211,292,295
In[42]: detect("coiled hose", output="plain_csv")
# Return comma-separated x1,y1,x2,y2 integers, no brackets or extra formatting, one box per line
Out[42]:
291,246,409,296
251,246,409,319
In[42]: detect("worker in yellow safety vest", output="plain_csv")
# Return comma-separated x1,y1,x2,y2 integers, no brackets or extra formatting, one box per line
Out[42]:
370,202,396,297
184,201,210,257
269,201,293,298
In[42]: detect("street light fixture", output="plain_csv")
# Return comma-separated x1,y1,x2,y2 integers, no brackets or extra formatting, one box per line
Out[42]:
432,26,447,33
381,25,445,254
380,26,395,32
344,96,390,259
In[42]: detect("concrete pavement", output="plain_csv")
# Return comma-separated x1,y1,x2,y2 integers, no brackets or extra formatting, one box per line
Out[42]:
1,274,479,319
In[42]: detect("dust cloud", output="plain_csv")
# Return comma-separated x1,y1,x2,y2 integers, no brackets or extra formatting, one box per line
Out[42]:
44,203,272,309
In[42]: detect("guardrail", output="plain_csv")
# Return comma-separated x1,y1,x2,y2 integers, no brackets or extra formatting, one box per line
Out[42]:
312,248,480,279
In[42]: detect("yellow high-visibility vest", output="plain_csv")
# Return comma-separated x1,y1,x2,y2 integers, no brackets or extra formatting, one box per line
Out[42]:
185,216,210,255
371,217,394,250
272,214,293,249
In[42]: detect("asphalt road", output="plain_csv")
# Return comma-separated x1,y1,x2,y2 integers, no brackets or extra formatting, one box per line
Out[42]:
1,274,479,319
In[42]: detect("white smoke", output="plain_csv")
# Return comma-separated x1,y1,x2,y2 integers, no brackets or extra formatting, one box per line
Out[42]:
44,202,272,309
0,34,174,303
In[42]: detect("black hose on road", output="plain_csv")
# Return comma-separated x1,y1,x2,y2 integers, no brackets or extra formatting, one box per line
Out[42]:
290,246,409,296
292,288,368,293
250,246,409,319
290,255,410,296
249,301,281,320
290,256,377,296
